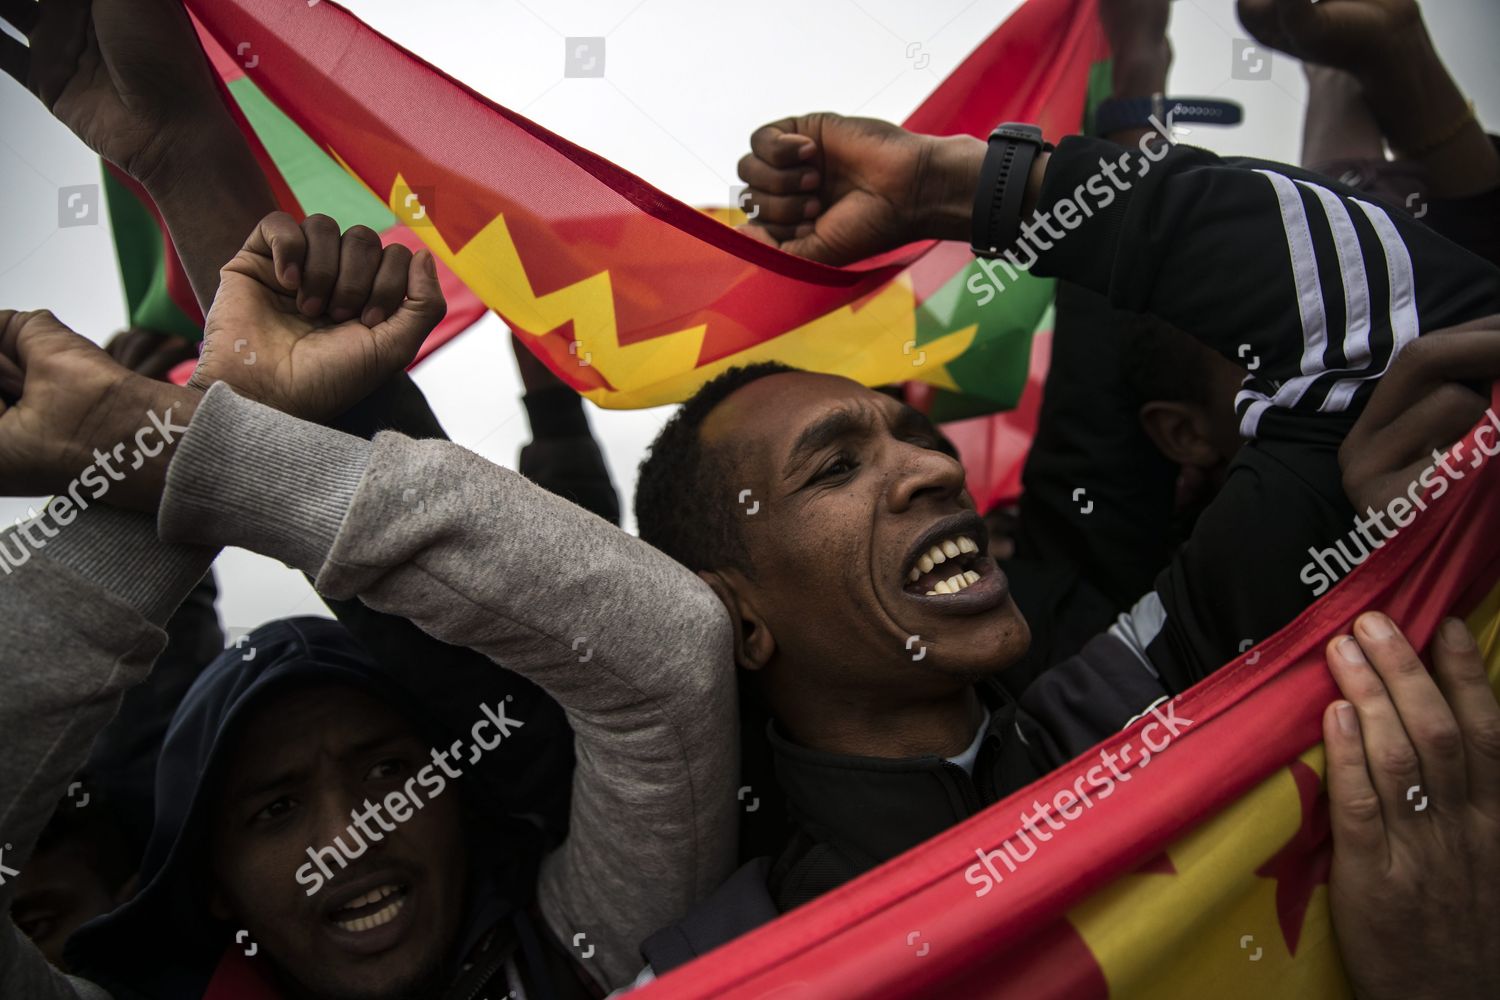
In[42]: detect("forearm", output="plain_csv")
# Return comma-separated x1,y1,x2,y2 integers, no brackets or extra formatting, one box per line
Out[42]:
1357,26,1500,199
915,129,1500,439
158,384,737,988
1301,65,1385,169
1,507,216,1000
138,118,278,315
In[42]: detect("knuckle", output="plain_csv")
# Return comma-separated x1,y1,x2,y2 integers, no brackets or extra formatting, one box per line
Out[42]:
1373,744,1420,777
1468,718,1500,762
1338,791,1384,825
303,213,339,236
1385,651,1427,678
1413,720,1464,759
343,225,382,250
1348,674,1390,703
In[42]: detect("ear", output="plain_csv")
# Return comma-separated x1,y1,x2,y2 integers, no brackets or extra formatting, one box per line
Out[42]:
1138,401,1222,469
697,569,776,672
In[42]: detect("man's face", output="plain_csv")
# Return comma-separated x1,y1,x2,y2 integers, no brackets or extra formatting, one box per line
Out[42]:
704,372,1029,707
207,684,468,1000
11,834,127,968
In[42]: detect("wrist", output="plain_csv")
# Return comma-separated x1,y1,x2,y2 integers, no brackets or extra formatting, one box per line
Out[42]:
1111,42,1171,99
1355,23,1467,154
89,375,203,514
915,134,986,243
135,114,250,202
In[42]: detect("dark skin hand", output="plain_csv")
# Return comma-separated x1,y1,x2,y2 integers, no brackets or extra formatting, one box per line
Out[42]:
1324,614,1500,1000
0,0,278,312
1338,316,1500,515
1237,0,1499,197
737,113,1047,266
104,327,200,382
0,214,445,512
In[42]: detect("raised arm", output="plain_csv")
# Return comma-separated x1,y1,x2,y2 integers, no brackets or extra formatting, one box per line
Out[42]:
0,307,217,995
0,0,275,314
739,103,1500,445
0,216,737,990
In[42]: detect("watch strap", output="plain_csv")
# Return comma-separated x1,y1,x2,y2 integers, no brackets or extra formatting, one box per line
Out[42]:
970,123,1047,259
1093,96,1243,137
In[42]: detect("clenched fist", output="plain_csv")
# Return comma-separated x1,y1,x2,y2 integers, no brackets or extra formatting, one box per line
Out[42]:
190,212,446,421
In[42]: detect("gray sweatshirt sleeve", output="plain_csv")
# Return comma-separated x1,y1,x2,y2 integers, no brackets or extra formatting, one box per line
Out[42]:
1,506,218,1000
157,383,738,990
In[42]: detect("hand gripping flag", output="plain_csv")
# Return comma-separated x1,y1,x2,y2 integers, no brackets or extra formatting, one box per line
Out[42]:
155,0,1108,412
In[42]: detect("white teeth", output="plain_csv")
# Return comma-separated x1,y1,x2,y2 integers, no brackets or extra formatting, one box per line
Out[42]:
909,535,984,590
343,885,397,910
925,590,936,596
335,895,405,933
934,579,952,594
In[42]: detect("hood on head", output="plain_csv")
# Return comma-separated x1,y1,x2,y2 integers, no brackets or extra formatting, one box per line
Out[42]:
65,616,570,999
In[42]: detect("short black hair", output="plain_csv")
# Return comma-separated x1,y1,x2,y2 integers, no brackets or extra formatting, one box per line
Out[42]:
635,362,799,574
1120,314,1221,409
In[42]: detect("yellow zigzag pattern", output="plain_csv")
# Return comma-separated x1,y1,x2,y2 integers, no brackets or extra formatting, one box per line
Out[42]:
381,172,976,408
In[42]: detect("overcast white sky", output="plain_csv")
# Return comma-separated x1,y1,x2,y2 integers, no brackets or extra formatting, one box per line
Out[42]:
2,0,1497,632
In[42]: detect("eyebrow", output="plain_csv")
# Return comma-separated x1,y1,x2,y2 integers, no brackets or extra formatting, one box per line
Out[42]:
782,408,871,478
230,727,413,801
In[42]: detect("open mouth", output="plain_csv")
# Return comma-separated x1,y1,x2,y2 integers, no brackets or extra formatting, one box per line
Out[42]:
328,883,408,934
903,531,986,596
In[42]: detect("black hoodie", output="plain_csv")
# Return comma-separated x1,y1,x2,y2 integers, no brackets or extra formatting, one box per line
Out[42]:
66,617,581,1000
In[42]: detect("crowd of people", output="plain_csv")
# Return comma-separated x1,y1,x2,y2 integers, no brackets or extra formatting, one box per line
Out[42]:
2,0,1498,997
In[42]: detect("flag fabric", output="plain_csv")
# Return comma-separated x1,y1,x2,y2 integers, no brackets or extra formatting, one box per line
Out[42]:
105,16,490,362
630,388,1500,999
176,0,1107,412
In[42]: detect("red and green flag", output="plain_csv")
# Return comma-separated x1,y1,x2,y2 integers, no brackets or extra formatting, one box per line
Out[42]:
149,0,1107,415
104,13,490,363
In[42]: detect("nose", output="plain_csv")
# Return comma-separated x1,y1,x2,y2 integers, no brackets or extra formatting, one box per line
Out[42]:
307,779,374,852
887,439,966,513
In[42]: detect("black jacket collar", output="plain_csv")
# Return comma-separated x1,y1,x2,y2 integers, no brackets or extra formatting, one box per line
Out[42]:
767,681,1022,872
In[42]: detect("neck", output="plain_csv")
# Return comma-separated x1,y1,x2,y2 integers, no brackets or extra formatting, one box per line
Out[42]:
773,682,986,760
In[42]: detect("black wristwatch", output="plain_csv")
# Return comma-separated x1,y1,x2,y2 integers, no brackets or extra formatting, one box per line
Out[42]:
970,123,1050,259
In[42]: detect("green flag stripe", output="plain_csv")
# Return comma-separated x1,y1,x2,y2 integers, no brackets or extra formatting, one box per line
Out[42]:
225,76,396,233
103,170,202,340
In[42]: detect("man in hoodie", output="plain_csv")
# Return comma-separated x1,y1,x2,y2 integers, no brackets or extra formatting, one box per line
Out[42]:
60,615,590,1000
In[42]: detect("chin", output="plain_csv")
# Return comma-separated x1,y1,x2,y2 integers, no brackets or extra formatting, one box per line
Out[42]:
930,596,1030,678
292,951,447,1000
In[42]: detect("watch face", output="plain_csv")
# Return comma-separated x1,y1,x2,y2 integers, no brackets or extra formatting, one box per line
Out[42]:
991,123,1043,145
